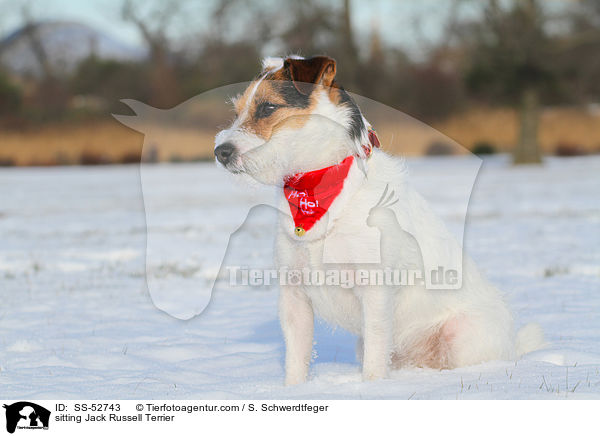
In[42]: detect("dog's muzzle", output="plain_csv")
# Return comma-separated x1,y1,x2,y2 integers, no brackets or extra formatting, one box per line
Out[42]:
214,142,237,166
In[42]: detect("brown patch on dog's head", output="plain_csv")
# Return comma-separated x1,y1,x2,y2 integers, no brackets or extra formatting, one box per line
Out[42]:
283,56,337,94
232,56,364,142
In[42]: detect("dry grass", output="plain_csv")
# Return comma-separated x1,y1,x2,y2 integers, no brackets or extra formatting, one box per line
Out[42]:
0,121,216,166
374,106,600,156
434,106,600,154
0,122,142,166
1,106,599,166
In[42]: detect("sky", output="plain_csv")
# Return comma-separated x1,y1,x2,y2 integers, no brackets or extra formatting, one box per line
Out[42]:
0,0,470,58
0,0,569,59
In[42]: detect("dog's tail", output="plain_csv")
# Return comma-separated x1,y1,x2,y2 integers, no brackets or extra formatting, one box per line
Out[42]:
516,323,546,356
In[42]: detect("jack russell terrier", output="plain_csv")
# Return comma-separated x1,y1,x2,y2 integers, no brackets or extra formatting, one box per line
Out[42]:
214,55,544,385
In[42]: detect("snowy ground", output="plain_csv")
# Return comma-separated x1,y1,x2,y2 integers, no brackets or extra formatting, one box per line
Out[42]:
1,154,599,399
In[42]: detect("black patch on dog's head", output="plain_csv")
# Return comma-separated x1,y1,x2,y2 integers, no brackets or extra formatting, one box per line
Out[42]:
337,86,366,142
267,71,310,109
264,56,366,142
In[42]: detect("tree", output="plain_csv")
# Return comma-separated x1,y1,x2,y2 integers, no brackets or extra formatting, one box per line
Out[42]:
122,0,182,108
18,3,70,117
556,0,600,104
69,56,149,112
462,0,554,164
0,70,22,117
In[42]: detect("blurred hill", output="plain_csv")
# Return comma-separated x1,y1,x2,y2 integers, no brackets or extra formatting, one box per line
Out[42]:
0,21,145,77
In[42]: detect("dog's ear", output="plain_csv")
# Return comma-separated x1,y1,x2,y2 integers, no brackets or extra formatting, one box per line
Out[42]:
283,56,336,95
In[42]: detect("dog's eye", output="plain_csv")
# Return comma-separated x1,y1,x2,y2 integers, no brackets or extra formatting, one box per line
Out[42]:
255,102,278,119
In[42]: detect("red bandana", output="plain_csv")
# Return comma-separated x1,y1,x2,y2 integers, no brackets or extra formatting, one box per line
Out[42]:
283,155,354,233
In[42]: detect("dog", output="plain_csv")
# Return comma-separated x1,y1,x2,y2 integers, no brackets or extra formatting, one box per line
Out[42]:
214,55,544,384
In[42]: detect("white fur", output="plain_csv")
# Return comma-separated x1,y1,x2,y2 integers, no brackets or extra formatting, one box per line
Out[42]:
215,67,545,385
261,55,304,72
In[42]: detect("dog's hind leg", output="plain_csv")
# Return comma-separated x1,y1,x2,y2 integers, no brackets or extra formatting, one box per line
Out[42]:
391,317,464,370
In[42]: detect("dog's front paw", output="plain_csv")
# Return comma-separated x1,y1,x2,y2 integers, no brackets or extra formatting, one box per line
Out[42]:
362,365,387,382
285,373,307,386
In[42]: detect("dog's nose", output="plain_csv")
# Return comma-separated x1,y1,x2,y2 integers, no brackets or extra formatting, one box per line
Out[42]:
215,142,236,165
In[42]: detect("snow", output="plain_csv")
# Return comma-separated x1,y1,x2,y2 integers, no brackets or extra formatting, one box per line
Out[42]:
0,155,599,399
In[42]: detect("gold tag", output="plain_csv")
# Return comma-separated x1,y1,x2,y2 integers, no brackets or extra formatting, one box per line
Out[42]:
294,226,306,237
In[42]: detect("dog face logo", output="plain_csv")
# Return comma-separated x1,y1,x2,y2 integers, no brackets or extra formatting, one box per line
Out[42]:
3,402,50,433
